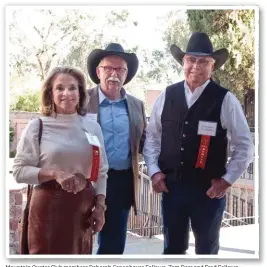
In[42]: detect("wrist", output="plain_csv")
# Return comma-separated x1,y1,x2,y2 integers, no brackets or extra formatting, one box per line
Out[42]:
151,172,160,179
51,170,57,180
38,169,58,183
95,202,107,211
221,177,231,187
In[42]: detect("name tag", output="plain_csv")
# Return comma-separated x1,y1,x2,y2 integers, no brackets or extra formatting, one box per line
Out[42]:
86,113,97,121
85,132,101,147
197,121,217,136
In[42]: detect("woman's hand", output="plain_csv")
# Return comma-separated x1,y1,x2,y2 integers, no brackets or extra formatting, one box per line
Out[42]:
54,171,87,194
90,203,106,234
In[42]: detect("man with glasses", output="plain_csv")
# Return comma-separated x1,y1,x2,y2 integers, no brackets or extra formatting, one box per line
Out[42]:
86,43,146,254
143,32,254,254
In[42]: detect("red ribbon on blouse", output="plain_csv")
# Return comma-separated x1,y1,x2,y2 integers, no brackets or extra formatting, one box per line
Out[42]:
89,145,100,182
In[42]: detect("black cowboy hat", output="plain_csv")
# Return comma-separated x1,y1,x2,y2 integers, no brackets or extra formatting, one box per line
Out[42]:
87,43,139,85
170,32,229,70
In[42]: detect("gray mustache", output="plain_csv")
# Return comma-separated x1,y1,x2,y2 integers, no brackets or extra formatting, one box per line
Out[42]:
107,77,120,83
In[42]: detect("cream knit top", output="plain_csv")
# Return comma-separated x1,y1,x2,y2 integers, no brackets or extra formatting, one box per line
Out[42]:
12,113,108,196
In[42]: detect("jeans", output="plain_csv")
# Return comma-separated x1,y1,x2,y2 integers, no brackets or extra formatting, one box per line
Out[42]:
97,169,134,254
162,179,226,254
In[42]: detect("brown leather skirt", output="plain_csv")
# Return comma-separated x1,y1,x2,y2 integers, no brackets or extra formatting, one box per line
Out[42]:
28,180,95,254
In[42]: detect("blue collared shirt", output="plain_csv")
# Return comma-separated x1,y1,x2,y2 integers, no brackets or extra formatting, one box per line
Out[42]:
98,87,131,170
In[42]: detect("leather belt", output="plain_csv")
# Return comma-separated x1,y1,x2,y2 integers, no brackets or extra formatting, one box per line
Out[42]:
108,168,132,173
36,179,91,190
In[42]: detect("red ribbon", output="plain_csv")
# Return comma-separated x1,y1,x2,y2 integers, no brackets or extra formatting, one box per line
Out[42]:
89,145,100,182
195,135,210,169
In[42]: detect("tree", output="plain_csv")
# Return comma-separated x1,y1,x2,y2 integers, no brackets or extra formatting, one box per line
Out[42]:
162,10,191,79
10,91,41,112
8,7,191,105
61,9,132,88
8,8,95,82
186,9,255,100
9,121,14,143
9,121,16,157
133,9,191,90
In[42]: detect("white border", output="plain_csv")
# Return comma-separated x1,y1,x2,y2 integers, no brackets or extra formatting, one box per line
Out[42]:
3,2,262,266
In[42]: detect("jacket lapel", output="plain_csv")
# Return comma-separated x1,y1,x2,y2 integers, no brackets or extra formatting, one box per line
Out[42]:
126,95,136,153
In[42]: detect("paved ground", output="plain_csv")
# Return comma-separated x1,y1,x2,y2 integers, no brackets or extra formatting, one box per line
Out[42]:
92,233,164,254
93,224,258,257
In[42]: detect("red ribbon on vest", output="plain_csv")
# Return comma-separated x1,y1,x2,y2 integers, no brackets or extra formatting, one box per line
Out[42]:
195,135,210,169
89,145,100,182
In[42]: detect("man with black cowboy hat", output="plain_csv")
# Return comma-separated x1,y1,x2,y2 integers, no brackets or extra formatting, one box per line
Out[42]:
86,43,146,254
144,32,254,254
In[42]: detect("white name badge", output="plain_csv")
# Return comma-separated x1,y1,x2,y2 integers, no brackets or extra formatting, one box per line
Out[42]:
197,121,217,136
85,132,101,147
86,113,98,121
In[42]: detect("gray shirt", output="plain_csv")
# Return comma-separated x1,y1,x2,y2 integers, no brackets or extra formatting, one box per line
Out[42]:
12,112,109,196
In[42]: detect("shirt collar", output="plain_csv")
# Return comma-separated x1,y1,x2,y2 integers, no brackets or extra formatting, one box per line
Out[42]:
184,79,210,95
98,85,127,104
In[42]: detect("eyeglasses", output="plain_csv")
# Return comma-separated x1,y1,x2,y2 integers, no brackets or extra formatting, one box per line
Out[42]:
184,56,214,67
98,66,128,74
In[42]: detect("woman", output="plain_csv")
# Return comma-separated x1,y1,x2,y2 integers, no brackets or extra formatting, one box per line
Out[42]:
13,66,108,254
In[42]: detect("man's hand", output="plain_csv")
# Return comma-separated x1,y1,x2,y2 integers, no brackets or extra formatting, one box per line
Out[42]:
206,178,231,199
151,172,169,193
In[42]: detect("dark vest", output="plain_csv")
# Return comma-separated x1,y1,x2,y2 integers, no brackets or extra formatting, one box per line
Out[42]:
158,80,228,186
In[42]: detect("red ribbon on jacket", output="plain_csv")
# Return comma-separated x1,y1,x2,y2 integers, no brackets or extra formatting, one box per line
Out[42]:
89,145,100,182
195,135,210,169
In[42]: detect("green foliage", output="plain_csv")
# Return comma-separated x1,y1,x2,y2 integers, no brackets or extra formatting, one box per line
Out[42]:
163,11,191,50
60,10,132,88
9,122,14,143
186,9,255,100
9,9,95,82
9,150,16,158
160,10,192,82
9,121,16,158
107,10,130,25
10,90,41,112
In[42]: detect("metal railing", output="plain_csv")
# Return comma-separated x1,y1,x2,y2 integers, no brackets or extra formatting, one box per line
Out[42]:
127,161,256,237
222,211,255,227
239,161,254,180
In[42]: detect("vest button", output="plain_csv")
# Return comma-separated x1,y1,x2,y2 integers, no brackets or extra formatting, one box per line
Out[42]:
181,161,184,165
185,121,188,124
182,134,186,137
181,147,184,151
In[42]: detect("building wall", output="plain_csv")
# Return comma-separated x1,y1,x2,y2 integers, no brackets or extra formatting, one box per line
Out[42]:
9,111,40,152
9,188,24,254
145,90,162,116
